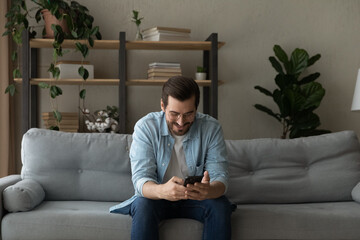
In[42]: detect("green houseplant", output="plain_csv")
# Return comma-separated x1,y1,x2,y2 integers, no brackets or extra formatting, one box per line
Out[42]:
195,66,207,80
131,10,143,40
254,45,331,139
3,0,102,129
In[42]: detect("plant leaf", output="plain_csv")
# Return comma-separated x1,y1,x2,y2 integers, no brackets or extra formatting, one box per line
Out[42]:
300,82,325,110
273,45,288,64
298,72,320,85
80,89,86,99
254,104,281,122
269,56,284,75
13,68,21,78
307,54,321,67
5,84,16,96
53,110,62,122
290,48,309,76
254,86,273,96
38,82,50,89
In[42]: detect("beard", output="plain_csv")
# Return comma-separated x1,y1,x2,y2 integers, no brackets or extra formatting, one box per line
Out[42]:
166,119,193,136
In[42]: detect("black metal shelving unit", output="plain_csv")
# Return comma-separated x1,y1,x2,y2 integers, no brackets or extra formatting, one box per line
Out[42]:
20,31,222,135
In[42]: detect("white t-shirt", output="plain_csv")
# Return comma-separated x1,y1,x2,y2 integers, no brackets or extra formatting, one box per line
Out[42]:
162,134,189,183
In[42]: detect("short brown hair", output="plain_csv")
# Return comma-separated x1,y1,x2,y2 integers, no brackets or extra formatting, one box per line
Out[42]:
162,76,200,109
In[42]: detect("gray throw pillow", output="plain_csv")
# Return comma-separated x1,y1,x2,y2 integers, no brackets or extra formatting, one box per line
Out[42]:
352,182,360,202
3,179,45,212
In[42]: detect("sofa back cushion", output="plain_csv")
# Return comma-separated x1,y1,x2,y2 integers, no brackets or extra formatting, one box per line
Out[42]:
225,131,360,204
21,128,133,202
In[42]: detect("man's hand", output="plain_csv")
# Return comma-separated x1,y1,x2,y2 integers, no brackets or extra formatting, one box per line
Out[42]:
185,171,225,200
143,176,187,201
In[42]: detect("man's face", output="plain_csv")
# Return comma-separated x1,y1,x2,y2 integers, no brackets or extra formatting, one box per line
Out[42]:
161,95,196,136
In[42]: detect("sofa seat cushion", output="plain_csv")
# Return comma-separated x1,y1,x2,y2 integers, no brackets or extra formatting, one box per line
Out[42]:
1,201,203,240
232,201,360,240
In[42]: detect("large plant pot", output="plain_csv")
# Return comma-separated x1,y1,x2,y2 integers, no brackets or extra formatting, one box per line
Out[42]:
41,9,70,38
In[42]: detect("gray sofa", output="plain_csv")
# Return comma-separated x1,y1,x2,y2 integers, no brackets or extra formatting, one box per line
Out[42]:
1,128,360,239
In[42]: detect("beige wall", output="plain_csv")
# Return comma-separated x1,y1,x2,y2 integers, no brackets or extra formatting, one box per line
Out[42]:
15,0,360,148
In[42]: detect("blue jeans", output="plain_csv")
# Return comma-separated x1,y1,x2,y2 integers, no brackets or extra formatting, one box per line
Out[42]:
130,196,233,240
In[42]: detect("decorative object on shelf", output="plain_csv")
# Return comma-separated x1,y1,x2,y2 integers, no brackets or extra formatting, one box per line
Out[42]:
41,9,69,38
50,61,94,79
41,112,79,132
254,44,331,139
195,66,207,80
81,106,119,133
142,26,191,41
147,62,181,80
131,10,144,41
3,0,102,130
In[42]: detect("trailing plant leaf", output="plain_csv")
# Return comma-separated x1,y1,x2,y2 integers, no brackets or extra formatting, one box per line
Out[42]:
11,51,17,61
38,82,50,89
13,68,21,79
50,85,63,99
53,110,62,123
80,89,86,99
78,66,89,80
5,84,16,96
49,126,60,131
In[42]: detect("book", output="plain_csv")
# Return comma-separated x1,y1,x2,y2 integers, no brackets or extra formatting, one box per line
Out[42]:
148,68,182,74
142,26,191,35
148,72,181,78
149,62,181,68
147,76,173,80
143,31,191,39
143,34,191,41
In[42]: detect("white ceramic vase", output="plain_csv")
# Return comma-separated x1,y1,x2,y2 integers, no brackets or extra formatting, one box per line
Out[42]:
195,72,206,80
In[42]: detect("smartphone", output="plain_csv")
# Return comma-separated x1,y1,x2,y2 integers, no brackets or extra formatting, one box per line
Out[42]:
183,176,203,186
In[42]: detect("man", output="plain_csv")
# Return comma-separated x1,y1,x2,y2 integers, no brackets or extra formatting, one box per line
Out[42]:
110,76,233,240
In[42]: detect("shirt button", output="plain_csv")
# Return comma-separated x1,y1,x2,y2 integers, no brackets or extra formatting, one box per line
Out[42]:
162,163,165,167
78,169,83,173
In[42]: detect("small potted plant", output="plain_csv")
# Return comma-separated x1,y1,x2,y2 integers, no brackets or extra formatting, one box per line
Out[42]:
195,66,207,80
131,10,143,41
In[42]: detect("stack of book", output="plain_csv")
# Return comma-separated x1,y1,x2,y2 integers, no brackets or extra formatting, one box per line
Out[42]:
148,62,182,80
142,27,191,41
42,112,79,132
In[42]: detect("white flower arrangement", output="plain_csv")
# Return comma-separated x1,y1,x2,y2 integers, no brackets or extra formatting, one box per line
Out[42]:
81,106,119,133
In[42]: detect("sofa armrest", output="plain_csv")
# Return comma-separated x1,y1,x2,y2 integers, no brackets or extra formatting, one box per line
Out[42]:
0,175,21,219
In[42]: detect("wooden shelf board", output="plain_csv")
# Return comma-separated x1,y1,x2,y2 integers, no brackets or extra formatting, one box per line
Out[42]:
14,78,223,86
29,39,225,50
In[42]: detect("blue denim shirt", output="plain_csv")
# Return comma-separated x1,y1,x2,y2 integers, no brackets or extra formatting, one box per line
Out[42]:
110,111,228,215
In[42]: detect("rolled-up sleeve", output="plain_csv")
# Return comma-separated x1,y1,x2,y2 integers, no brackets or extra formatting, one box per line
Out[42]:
130,122,159,197
205,123,228,194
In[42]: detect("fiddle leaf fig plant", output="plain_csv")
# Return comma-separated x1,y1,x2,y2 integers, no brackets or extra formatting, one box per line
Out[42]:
3,0,102,129
254,45,331,139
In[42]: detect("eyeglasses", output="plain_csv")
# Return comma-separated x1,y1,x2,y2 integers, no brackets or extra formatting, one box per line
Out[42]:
168,111,195,121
